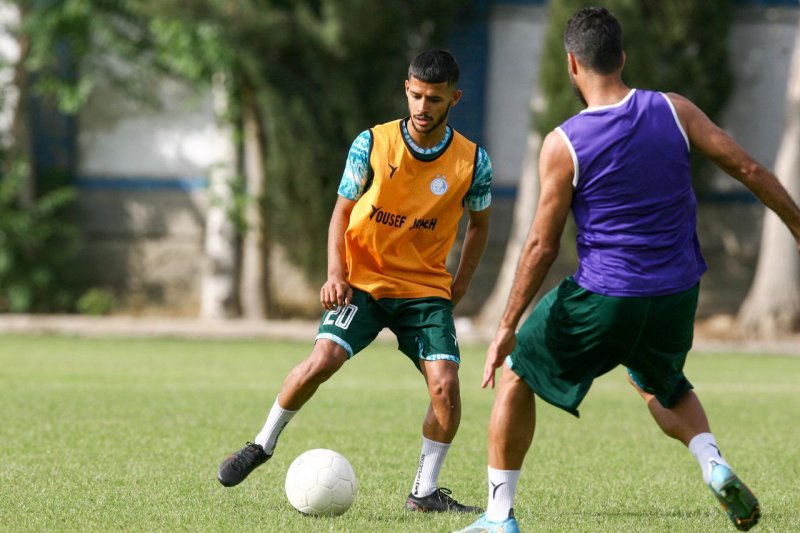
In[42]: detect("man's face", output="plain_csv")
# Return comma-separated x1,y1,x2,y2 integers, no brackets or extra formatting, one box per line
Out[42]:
405,76,461,137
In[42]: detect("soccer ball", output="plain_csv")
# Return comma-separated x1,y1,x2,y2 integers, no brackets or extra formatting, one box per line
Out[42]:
284,448,358,516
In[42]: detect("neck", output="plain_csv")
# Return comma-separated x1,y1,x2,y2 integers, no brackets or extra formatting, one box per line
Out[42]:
581,76,630,108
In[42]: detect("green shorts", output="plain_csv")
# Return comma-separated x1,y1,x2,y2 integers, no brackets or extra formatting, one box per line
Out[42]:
508,277,698,416
315,287,460,369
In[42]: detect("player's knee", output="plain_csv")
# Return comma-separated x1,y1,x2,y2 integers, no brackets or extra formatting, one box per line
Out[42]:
428,372,460,403
303,346,346,383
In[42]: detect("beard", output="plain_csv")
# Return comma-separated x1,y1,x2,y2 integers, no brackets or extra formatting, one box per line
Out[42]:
411,103,451,135
569,72,588,107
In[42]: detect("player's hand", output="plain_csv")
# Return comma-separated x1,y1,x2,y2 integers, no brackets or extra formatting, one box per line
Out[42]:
320,276,352,311
482,326,516,389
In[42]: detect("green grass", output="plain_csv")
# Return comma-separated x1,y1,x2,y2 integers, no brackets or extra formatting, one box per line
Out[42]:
1,334,798,532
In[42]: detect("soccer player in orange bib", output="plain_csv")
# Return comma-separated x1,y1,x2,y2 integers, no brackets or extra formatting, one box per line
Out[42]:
217,49,493,513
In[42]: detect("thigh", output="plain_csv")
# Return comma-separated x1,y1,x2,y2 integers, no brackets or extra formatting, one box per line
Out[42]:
626,284,699,408
388,297,460,371
315,288,384,358
509,277,645,416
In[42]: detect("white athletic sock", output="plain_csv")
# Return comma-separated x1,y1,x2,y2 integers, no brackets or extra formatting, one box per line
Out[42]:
485,467,521,522
688,432,730,484
411,437,450,497
254,396,297,455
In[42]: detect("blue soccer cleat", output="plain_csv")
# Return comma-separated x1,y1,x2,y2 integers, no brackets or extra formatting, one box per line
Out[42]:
453,510,520,533
708,463,761,531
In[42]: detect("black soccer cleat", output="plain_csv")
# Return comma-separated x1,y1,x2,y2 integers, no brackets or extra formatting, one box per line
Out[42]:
404,487,484,513
217,442,271,487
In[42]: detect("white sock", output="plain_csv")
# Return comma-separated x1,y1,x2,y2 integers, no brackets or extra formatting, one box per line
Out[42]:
411,437,450,497
254,396,297,455
485,467,521,522
688,432,730,484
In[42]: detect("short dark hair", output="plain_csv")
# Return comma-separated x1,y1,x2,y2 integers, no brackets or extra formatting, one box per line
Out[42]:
564,7,623,74
408,49,460,86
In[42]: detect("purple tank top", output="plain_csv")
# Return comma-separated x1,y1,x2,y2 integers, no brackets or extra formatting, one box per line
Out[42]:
557,89,707,296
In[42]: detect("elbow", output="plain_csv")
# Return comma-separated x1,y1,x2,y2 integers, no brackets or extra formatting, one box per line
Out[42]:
729,160,764,187
524,237,560,265
538,242,560,264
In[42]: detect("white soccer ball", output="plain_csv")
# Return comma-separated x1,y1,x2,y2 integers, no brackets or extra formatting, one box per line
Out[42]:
284,448,358,516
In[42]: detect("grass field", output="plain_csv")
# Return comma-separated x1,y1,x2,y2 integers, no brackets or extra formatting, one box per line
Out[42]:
1,334,798,532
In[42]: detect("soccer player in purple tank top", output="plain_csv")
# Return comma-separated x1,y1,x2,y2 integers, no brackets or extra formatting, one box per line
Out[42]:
458,7,800,533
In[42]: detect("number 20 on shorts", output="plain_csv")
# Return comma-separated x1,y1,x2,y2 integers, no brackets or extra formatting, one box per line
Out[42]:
323,304,358,330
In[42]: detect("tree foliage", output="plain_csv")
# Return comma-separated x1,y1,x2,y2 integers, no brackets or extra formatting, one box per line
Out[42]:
538,0,733,187
197,1,467,280
95,0,467,280
152,0,468,290
0,161,80,312
6,0,469,312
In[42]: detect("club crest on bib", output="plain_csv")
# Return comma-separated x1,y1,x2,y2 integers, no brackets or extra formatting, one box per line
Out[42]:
430,175,448,196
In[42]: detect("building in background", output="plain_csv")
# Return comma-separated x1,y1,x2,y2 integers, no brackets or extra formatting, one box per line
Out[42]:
4,0,798,317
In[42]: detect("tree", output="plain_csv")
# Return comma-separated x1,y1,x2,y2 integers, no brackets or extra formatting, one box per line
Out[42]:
737,24,800,337
478,0,733,327
169,0,466,317
200,73,240,319
0,0,148,312
477,107,543,327
5,0,467,317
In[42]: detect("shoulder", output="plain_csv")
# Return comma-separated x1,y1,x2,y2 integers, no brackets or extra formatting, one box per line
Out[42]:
473,146,493,183
545,128,573,155
662,92,711,136
541,129,576,179
347,129,373,158
663,92,702,120
476,146,491,167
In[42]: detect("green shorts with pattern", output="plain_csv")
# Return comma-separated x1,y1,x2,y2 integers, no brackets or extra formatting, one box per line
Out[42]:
315,287,460,370
508,277,698,416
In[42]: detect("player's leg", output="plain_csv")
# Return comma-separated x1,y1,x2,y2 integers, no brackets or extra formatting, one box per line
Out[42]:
460,278,626,533
628,285,760,531
419,358,461,444
406,357,482,513
486,364,535,514
217,340,348,487
628,377,710,445
454,360,535,533
276,339,349,411
629,379,760,531
391,297,480,513
217,289,381,488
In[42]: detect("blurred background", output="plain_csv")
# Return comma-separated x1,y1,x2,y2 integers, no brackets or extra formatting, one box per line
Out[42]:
0,0,798,339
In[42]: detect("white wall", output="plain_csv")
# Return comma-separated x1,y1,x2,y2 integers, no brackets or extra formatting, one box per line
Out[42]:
713,7,799,189
78,76,230,178
484,4,548,187
0,1,19,139
76,76,234,314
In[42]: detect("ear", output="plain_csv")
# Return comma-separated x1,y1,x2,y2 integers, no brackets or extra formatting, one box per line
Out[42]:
620,51,627,72
450,88,463,107
567,52,579,76
404,79,410,94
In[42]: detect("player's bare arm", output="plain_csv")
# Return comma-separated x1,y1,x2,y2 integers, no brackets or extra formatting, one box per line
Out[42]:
669,92,800,250
321,195,355,310
450,207,491,308
482,130,574,388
